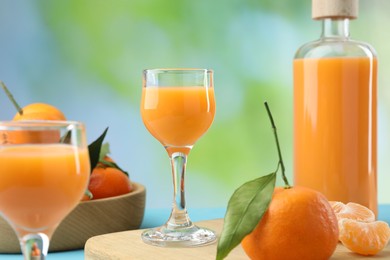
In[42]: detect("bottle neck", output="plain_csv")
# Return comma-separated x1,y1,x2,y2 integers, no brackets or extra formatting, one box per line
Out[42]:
321,18,350,39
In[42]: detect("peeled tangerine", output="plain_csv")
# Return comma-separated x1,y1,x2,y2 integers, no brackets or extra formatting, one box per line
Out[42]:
330,201,390,256
339,218,390,256
329,201,375,222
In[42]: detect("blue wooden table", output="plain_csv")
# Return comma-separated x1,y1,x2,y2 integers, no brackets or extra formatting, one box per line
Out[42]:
1,206,389,259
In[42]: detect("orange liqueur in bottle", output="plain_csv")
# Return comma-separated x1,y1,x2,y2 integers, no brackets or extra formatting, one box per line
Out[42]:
293,0,377,215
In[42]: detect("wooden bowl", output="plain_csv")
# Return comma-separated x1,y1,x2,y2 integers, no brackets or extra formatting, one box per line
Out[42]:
0,182,146,253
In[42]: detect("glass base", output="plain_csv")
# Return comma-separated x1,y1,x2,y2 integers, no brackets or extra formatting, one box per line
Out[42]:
141,224,216,247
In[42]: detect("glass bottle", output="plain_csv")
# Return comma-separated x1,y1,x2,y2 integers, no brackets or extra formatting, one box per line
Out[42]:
293,0,377,215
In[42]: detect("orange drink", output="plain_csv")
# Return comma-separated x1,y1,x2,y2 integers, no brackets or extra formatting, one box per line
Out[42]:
0,144,90,233
294,57,377,214
0,120,89,258
141,86,215,149
140,69,216,247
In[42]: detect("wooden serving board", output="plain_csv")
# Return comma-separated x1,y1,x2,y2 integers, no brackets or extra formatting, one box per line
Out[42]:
85,219,390,260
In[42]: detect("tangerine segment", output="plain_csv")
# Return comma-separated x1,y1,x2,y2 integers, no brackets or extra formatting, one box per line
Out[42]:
339,218,390,256
329,201,345,214
329,201,375,222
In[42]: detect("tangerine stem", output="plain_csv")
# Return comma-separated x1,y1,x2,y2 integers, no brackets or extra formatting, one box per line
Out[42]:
264,101,291,188
1,81,23,115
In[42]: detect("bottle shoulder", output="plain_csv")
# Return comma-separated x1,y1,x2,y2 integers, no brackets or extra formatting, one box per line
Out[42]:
294,38,377,60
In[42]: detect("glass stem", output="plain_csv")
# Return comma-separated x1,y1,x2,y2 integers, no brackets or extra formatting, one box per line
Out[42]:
20,233,49,260
166,151,193,230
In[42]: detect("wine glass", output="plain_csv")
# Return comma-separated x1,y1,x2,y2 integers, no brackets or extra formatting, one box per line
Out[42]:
140,68,216,247
0,121,90,259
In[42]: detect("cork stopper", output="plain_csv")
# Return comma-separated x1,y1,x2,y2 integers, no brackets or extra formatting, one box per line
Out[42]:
312,0,359,20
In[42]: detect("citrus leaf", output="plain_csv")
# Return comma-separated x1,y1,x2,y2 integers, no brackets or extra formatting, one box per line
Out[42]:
216,172,276,260
84,189,93,200
99,142,111,161
97,142,129,177
88,127,108,172
99,159,129,177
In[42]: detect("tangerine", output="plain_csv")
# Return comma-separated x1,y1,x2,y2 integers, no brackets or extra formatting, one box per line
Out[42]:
330,201,389,255
339,218,390,256
241,186,339,260
329,201,375,222
6,103,67,144
88,166,132,199
1,82,66,144
13,103,66,121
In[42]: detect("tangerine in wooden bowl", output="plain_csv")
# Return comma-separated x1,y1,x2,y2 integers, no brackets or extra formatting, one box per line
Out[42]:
0,182,146,253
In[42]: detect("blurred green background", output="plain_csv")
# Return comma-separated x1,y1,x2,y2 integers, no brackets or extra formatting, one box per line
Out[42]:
1,0,389,208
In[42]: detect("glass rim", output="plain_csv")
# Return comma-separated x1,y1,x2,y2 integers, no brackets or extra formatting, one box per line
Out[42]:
0,120,85,131
143,68,213,74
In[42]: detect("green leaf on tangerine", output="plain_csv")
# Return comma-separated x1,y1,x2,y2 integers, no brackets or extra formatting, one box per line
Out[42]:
97,142,129,177
99,159,129,177
88,127,108,172
84,189,93,200
99,142,111,161
216,172,276,260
